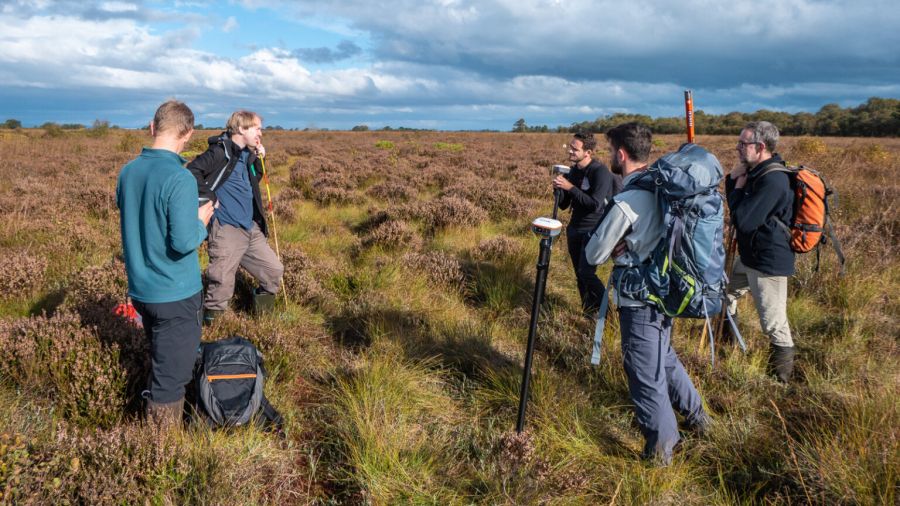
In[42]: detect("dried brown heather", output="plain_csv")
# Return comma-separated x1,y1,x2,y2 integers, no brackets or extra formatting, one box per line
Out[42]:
441,180,529,219
417,196,488,232
402,250,466,291
59,258,148,410
280,245,340,309
0,312,126,427
472,235,523,262
362,219,422,250
2,421,305,504
0,249,48,296
366,179,416,202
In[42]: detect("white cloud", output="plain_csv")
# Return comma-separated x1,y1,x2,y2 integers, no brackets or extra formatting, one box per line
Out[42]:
222,15,238,32
0,1,897,129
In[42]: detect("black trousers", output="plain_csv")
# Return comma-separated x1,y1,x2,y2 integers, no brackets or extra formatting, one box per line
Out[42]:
133,291,202,404
566,228,605,313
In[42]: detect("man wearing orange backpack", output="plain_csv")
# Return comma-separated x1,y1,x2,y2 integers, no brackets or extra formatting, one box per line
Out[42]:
725,121,796,382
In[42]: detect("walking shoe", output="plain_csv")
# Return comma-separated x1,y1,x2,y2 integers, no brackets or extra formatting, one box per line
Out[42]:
203,308,224,326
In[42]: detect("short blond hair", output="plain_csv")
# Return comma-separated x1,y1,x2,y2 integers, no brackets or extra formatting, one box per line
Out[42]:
152,100,193,137
226,110,262,135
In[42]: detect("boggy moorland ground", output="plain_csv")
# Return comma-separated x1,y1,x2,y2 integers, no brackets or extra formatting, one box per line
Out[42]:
0,128,896,504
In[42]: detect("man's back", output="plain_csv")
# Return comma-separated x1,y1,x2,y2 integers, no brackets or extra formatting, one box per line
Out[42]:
117,147,205,303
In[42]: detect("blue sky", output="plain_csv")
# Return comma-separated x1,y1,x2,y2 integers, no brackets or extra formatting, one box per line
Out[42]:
1,0,898,130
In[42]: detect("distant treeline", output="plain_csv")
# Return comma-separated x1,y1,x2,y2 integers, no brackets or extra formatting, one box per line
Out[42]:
516,97,900,137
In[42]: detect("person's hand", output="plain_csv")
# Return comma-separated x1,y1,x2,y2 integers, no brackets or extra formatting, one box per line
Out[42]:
255,141,266,159
613,240,628,258
729,163,747,180
199,201,215,226
553,174,574,191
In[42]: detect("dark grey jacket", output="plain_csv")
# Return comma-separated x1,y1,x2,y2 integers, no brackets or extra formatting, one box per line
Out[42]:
726,155,795,276
558,159,622,232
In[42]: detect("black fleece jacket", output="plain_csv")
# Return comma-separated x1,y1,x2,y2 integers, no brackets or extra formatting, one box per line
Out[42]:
558,159,622,232
186,133,269,237
726,154,795,276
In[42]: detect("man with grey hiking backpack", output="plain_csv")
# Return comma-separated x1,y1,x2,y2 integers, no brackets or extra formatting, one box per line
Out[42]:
585,123,716,465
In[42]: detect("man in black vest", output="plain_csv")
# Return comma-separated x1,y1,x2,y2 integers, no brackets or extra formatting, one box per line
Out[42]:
553,131,622,316
187,110,284,323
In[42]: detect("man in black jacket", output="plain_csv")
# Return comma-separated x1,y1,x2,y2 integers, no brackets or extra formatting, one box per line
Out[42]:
725,121,796,382
187,110,283,323
553,131,622,315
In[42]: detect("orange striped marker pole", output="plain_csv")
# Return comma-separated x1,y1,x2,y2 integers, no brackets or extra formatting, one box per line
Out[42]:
684,90,695,144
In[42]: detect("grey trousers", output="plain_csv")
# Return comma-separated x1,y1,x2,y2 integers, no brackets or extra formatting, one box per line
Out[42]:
620,305,707,463
726,257,794,347
205,220,284,311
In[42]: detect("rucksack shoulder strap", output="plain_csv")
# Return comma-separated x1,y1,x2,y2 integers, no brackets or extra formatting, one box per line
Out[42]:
750,163,793,191
260,396,285,436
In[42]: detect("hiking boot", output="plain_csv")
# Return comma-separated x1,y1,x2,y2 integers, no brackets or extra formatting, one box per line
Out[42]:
146,397,184,432
203,308,224,326
687,412,713,437
253,289,277,315
768,345,796,383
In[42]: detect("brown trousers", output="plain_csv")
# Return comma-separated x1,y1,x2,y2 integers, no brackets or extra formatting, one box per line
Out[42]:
204,220,284,311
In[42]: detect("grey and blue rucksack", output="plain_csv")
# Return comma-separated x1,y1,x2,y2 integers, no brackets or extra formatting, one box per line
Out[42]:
591,143,726,365
611,142,726,319
194,336,284,432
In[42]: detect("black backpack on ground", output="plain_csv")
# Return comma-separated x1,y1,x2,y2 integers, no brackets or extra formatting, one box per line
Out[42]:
194,336,284,433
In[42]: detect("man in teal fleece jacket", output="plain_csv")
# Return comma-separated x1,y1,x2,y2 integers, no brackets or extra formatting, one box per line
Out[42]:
116,100,215,429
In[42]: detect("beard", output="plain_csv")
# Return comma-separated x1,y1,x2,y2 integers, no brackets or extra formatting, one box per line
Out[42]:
610,156,624,175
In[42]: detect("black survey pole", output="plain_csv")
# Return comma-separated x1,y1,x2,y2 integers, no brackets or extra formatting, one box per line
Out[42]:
516,235,554,433
552,189,562,220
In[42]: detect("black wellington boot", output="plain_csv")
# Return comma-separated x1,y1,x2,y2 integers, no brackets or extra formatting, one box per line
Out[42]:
768,345,796,383
253,289,277,315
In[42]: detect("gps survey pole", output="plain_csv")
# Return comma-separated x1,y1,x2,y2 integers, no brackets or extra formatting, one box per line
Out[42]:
515,220,561,433
684,90,695,144
516,215,563,433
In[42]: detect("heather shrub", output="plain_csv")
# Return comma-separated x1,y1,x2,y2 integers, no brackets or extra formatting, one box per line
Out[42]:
59,258,148,411
272,198,296,223
280,245,340,309
362,219,422,250
0,312,126,427
471,235,524,262
441,180,528,219
0,249,48,297
366,179,416,202
2,421,304,505
417,196,487,233
402,251,465,292
262,150,289,167
77,188,115,217
309,185,362,206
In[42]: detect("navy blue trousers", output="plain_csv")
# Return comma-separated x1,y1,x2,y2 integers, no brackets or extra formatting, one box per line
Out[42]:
133,291,202,404
619,305,706,463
